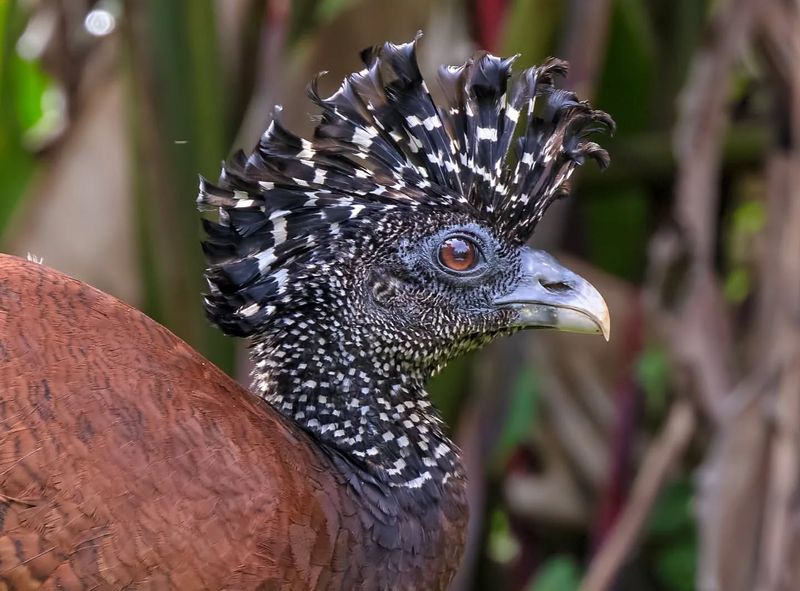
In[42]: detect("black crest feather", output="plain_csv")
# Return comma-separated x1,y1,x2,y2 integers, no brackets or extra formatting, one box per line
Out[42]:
198,36,613,336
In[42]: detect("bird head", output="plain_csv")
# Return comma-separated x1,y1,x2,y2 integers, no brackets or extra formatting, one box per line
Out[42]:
198,36,612,380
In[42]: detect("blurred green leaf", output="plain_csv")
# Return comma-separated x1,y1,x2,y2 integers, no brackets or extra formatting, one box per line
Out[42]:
723,266,750,303
492,366,540,465
0,0,37,238
646,479,697,591
428,353,474,427
596,0,656,133
12,55,48,132
732,199,766,234
650,0,708,128
317,0,357,24
127,0,234,371
722,198,765,303
289,0,366,44
727,197,766,262
637,345,669,417
501,0,563,67
583,185,649,280
584,0,658,281
647,479,693,537
527,556,581,591
655,543,696,591
488,508,519,564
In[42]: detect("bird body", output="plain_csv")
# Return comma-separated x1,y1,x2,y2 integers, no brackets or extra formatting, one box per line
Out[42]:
1,36,611,590
0,254,465,590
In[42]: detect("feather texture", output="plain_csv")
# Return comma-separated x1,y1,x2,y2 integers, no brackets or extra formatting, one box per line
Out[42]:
198,35,613,336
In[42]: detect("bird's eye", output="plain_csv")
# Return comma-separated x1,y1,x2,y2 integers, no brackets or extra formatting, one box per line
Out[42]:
438,237,479,272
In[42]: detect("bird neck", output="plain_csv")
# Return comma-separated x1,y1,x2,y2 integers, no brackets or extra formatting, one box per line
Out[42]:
250,320,464,498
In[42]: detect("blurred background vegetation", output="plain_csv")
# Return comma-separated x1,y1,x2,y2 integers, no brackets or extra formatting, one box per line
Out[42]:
2,1,799,590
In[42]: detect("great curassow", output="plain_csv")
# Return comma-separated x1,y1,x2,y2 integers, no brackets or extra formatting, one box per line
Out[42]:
0,37,612,590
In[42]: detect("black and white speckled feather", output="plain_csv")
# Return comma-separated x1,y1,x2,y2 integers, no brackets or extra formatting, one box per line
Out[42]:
197,36,612,502
198,36,611,337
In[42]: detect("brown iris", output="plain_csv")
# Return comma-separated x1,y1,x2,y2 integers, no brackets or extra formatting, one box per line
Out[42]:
438,237,478,272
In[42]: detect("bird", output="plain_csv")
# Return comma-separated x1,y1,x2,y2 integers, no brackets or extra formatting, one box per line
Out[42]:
0,36,612,590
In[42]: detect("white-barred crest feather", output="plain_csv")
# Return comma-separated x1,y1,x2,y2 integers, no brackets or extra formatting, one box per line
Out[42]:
198,35,613,336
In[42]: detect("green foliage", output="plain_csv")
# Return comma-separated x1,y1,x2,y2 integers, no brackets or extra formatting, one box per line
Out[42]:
723,267,750,303
128,0,233,370
493,367,540,466
637,344,669,418
288,0,362,45
583,185,649,280
9,52,47,131
723,198,766,303
317,0,358,24
501,0,563,68
656,543,696,591
647,479,693,537
596,0,656,133
428,353,474,427
645,479,697,591
582,0,662,281
488,508,519,564
0,1,39,237
527,556,581,591
731,199,766,237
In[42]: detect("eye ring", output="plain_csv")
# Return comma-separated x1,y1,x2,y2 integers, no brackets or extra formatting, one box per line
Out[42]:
438,236,480,273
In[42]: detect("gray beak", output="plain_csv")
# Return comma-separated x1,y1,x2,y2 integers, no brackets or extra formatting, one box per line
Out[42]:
493,248,611,341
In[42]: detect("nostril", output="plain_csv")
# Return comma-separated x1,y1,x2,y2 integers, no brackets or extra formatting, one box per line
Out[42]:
539,279,572,293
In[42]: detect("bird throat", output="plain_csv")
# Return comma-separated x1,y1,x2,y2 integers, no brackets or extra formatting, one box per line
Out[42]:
250,322,463,498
